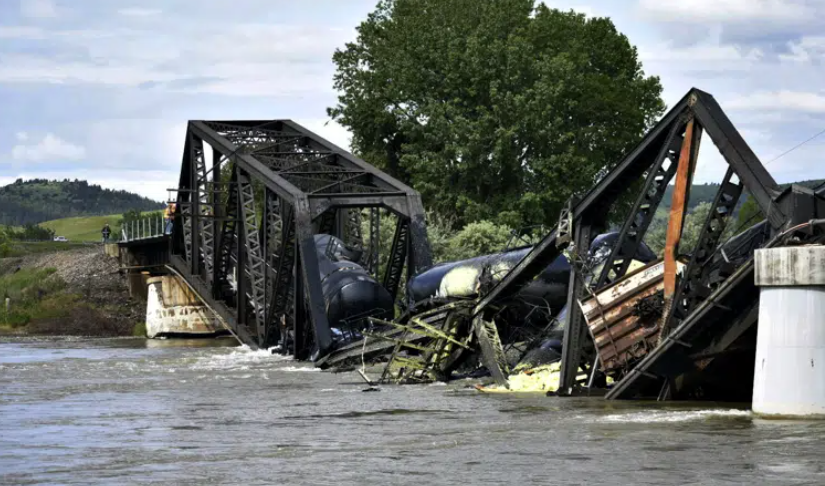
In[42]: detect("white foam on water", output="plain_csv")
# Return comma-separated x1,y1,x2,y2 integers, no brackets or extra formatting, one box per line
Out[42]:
279,366,320,372
190,345,291,371
596,409,751,424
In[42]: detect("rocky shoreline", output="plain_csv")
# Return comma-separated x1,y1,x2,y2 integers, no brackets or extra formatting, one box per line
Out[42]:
0,246,144,336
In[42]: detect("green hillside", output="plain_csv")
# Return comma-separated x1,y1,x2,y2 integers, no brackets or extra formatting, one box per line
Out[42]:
662,179,825,210
41,215,122,243
0,179,163,226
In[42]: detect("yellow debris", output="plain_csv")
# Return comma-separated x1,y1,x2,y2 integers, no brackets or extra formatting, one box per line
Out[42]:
475,362,613,394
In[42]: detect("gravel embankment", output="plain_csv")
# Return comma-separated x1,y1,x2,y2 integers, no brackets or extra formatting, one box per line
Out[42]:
1,246,144,336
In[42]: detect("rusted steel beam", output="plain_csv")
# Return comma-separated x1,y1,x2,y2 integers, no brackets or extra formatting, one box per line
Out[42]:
662,118,696,308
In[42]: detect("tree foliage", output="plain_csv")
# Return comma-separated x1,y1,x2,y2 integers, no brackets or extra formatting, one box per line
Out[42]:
646,203,713,257
360,212,513,272
0,228,9,258
735,195,764,230
679,202,712,255
330,0,664,227
445,221,513,261
119,209,145,226
4,224,55,242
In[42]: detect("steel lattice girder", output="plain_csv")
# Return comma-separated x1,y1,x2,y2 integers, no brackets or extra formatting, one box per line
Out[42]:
172,119,433,359
470,88,822,397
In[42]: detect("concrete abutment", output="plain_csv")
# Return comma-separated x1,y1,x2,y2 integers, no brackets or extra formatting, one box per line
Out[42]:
145,276,225,338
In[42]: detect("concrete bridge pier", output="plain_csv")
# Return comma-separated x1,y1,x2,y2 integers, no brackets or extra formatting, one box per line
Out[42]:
754,245,825,418
145,276,226,338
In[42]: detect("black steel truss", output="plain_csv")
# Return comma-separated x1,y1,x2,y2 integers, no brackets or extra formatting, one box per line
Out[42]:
383,219,411,300
659,167,743,338
171,119,432,359
471,88,813,397
594,118,685,289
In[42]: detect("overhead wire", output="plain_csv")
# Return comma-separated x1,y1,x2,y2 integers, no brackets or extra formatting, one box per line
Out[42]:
713,124,825,245
764,126,825,166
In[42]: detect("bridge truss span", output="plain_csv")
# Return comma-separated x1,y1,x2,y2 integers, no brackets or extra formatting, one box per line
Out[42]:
171,120,432,360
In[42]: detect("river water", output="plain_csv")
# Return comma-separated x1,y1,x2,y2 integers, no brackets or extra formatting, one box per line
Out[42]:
2,338,825,486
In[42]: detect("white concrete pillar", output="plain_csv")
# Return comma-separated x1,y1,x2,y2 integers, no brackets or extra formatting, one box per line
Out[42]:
144,276,225,338
145,277,165,338
753,246,825,417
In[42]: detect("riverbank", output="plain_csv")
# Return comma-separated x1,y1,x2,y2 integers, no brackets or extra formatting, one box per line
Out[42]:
0,245,144,336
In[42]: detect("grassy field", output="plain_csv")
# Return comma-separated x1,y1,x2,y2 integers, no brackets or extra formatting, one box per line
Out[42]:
40,214,122,243
6,241,90,257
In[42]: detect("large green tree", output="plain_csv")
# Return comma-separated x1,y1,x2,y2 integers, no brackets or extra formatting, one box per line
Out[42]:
330,0,664,227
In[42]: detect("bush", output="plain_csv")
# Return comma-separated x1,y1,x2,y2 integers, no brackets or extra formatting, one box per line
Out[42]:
425,211,456,264
357,212,515,272
446,220,513,261
735,196,764,230
133,322,147,337
0,267,72,327
0,228,9,258
5,224,55,242
645,203,719,257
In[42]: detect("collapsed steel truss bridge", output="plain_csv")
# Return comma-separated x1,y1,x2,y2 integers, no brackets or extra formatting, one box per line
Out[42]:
162,89,825,401
170,120,432,359
466,88,825,399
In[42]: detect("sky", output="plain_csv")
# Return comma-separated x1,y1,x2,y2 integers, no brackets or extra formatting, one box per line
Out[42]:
1,0,824,202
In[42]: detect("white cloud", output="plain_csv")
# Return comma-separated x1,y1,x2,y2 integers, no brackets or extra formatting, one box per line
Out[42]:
0,2,372,199
728,90,825,113
0,26,45,39
20,0,58,19
0,55,174,86
640,42,762,64
637,0,812,23
76,118,187,171
780,36,825,63
0,23,354,97
11,133,86,162
118,7,163,17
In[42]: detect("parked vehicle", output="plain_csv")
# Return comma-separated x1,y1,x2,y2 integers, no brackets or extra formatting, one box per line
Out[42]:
53,236,68,242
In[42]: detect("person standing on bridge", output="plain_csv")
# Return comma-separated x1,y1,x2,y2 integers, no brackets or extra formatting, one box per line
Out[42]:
164,202,176,235
101,223,111,243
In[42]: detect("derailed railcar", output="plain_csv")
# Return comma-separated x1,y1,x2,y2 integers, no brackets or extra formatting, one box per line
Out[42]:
405,232,657,344
349,232,658,382
320,231,655,372
313,234,395,342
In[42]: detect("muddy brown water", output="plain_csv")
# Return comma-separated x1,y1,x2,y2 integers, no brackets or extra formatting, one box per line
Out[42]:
2,337,825,485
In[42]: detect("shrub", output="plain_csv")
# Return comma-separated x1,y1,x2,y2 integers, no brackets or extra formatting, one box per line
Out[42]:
446,220,513,261
0,267,71,327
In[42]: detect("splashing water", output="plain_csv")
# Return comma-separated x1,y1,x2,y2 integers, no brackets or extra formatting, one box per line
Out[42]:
190,345,292,371
597,409,752,424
